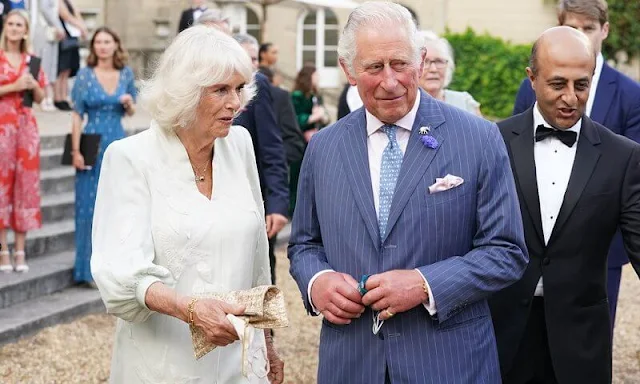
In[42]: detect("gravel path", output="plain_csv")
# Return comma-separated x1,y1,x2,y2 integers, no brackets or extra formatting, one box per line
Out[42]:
1,251,638,383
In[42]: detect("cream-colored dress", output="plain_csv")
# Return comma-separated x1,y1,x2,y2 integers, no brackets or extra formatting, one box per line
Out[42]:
91,122,271,384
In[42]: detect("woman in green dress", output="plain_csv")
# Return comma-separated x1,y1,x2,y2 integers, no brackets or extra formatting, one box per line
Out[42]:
290,64,329,215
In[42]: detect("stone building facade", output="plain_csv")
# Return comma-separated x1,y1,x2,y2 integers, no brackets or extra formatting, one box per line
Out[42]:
49,0,637,86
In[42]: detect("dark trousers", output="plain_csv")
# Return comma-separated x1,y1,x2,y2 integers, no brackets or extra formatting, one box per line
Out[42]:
268,235,276,284
607,266,622,340
504,297,558,384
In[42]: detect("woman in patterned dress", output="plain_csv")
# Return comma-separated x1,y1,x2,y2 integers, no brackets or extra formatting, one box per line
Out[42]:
0,10,46,273
70,26,136,285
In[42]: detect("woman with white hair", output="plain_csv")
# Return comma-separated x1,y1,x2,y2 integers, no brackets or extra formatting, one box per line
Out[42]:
419,30,482,116
90,26,284,384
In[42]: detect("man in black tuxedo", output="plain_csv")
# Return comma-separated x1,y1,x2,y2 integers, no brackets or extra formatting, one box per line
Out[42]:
490,26,640,384
177,0,208,33
512,1,640,334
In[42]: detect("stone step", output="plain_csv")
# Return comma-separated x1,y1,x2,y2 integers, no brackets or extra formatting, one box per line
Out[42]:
6,219,75,260
40,147,64,172
40,134,66,150
41,166,75,196
41,191,75,224
0,251,75,309
0,286,104,345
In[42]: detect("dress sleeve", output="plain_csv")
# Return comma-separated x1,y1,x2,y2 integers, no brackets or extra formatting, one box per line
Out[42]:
91,140,173,323
37,66,47,89
125,66,137,101
239,127,272,286
464,91,481,109
71,68,88,116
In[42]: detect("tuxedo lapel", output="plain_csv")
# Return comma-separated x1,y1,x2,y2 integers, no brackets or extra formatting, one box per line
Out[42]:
590,64,616,124
547,117,602,246
339,110,380,250
384,92,445,242
508,109,545,245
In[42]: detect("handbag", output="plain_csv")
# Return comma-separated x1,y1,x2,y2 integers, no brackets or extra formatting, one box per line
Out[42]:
61,133,101,167
189,285,289,360
60,36,79,51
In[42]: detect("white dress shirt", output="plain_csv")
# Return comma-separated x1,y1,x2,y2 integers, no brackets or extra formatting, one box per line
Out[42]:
346,85,364,112
533,103,582,296
307,92,438,315
586,53,604,117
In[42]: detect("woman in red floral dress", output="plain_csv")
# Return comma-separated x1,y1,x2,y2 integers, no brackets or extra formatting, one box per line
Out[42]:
0,10,46,273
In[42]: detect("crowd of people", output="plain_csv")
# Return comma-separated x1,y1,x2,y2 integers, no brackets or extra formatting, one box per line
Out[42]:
0,0,639,383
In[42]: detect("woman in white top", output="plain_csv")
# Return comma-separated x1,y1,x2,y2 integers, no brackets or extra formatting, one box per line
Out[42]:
90,26,284,384
418,30,483,117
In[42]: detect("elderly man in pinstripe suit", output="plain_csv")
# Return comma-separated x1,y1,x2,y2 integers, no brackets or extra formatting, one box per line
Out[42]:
288,2,528,383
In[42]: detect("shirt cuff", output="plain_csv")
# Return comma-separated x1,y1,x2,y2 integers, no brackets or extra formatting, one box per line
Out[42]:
135,276,163,310
415,268,437,316
307,269,334,315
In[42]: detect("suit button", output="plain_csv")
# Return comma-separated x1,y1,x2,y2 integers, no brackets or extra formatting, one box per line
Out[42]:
378,332,385,340
543,257,550,266
521,299,530,307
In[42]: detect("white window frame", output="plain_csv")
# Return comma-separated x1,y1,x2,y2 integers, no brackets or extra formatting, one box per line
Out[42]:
296,8,340,88
246,7,260,40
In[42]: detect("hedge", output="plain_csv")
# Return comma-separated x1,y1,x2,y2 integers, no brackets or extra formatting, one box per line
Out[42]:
443,28,531,119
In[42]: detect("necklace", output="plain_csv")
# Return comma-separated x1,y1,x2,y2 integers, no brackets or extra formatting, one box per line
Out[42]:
189,156,211,183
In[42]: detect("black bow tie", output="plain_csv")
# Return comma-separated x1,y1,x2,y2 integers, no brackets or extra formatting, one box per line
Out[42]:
535,125,577,147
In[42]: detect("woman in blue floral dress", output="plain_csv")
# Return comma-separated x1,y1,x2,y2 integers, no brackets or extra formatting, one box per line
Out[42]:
70,27,136,284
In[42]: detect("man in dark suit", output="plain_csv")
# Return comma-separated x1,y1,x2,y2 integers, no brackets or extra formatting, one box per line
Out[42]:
512,0,640,333
177,0,208,33
258,66,305,173
233,33,289,283
491,26,640,384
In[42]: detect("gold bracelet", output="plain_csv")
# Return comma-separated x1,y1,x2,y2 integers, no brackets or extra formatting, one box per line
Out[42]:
187,297,198,327
423,282,429,303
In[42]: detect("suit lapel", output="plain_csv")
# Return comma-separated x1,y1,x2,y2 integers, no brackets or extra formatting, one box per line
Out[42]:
383,92,445,242
590,63,616,124
509,109,545,245
339,110,380,250
547,118,602,246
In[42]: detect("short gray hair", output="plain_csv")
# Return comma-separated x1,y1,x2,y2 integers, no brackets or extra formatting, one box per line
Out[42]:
140,26,256,131
337,2,421,75
194,9,229,26
233,33,259,49
418,30,456,88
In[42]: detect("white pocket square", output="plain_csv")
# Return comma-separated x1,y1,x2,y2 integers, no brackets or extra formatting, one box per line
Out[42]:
428,174,464,194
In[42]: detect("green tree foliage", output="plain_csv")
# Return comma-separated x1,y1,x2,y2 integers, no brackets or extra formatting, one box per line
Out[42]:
603,0,640,62
443,29,531,119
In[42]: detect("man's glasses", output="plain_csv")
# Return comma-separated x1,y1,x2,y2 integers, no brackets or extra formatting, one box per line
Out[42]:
424,59,448,69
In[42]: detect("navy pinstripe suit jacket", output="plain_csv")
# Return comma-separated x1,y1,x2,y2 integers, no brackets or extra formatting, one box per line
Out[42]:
288,91,528,383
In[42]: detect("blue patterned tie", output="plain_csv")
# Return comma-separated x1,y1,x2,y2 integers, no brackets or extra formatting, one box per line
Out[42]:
378,124,403,240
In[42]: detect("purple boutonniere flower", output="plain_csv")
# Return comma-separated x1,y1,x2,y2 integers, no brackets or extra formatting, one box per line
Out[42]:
419,126,438,149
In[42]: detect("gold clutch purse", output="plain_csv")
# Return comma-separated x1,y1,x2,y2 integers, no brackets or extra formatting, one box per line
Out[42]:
190,285,289,359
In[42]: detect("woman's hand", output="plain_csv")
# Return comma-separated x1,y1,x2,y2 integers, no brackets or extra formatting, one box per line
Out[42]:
191,298,245,347
14,73,36,92
72,152,90,170
119,94,133,108
266,337,284,384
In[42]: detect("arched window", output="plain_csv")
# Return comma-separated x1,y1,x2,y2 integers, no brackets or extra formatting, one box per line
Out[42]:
246,7,260,41
297,8,340,88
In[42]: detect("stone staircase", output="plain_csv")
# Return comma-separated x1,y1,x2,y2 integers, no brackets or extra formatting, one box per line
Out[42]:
0,129,142,346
